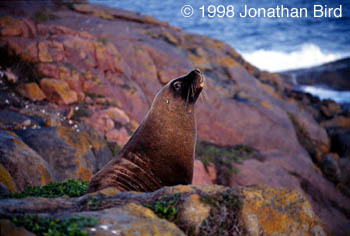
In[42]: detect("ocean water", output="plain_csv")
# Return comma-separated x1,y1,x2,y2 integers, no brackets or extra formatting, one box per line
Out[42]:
299,86,350,104
90,0,350,72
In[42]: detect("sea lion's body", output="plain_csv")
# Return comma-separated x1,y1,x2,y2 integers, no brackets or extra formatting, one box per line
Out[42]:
87,70,203,193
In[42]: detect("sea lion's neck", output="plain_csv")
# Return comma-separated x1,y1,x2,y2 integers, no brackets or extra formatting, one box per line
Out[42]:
120,95,197,185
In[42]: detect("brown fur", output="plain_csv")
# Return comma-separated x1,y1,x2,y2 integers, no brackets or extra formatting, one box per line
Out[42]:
87,70,203,193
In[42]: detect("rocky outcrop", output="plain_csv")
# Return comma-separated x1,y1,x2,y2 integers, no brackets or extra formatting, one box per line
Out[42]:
280,57,350,91
0,1,349,235
0,185,327,236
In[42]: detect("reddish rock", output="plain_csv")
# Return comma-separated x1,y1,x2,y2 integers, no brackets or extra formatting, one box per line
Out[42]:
193,160,213,185
5,38,38,62
106,128,129,146
38,41,53,63
17,82,46,101
40,78,78,104
0,130,53,192
102,107,130,125
0,16,36,37
37,63,59,78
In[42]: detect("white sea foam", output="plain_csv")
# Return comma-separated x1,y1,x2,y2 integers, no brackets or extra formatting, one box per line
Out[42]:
299,85,350,103
241,44,345,72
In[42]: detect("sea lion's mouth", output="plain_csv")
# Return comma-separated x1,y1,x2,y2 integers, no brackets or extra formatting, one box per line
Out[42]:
189,69,204,102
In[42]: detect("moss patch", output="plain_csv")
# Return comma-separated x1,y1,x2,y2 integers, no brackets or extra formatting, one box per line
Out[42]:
72,102,91,120
144,193,181,221
3,179,88,199
34,11,57,23
8,215,98,236
107,142,122,156
196,141,262,185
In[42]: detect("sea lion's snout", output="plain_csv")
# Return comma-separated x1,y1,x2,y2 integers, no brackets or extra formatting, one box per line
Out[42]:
188,69,204,90
170,69,204,103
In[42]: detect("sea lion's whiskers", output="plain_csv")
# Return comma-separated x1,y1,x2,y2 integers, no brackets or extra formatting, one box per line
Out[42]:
186,84,190,106
201,86,208,101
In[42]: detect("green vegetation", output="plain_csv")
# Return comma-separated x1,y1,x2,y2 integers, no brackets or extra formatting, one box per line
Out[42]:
10,215,98,236
34,11,57,23
97,37,109,45
3,179,89,199
199,191,243,235
86,196,104,210
85,92,105,99
196,141,262,185
63,62,77,71
144,193,181,221
107,142,122,156
196,141,254,175
72,102,91,120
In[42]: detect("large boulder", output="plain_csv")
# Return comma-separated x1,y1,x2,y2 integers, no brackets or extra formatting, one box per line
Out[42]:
0,185,327,236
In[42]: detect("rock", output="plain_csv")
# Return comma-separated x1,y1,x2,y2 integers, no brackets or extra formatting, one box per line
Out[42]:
78,203,186,236
0,185,326,236
0,109,43,130
17,82,46,101
241,186,327,236
4,68,18,83
320,101,342,119
38,41,53,62
338,158,350,188
279,58,350,91
40,78,78,104
0,219,35,236
15,126,113,182
0,129,53,192
0,16,36,38
321,116,350,129
106,128,129,146
330,131,350,157
321,154,341,182
103,107,130,125
193,160,214,185
0,183,11,197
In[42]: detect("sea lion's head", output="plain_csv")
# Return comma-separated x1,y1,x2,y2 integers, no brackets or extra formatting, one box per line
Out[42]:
169,69,204,104
153,69,204,111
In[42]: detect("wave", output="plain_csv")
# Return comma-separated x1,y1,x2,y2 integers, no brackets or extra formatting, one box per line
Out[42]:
241,44,347,72
299,85,350,104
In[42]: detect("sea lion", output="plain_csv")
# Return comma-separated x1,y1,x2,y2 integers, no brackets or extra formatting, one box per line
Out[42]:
87,69,204,193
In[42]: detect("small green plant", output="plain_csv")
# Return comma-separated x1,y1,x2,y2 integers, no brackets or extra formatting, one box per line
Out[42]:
72,102,91,120
196,141,262,185
34,11,56,23
63,62,77,71
107,142,122,156
10,215,98,236
3,179,89,199
85,92,104,99
86,196,104,210
97,37,109,45
144,193,181,221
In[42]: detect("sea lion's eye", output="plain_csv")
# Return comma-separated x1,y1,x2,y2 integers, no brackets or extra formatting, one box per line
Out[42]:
173,81,182,91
